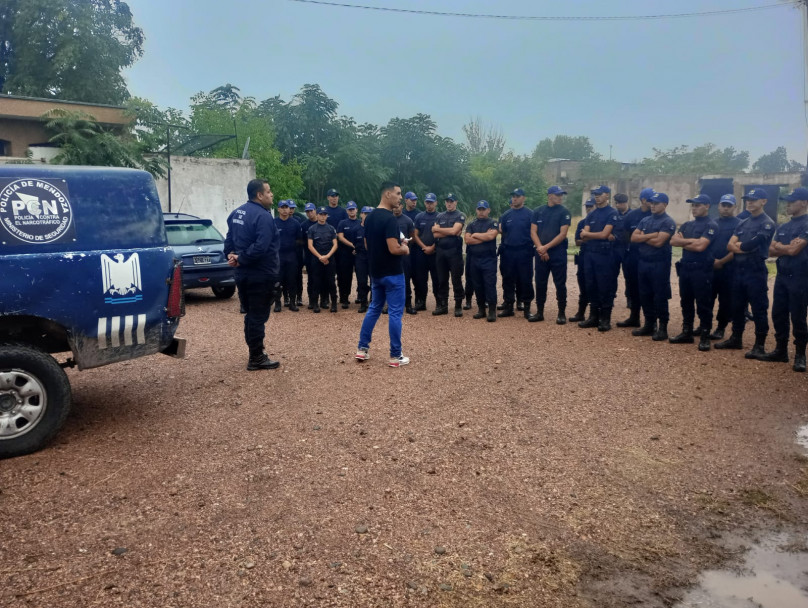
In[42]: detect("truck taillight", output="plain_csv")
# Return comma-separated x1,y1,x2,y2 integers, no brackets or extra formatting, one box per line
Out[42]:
167,260,185,318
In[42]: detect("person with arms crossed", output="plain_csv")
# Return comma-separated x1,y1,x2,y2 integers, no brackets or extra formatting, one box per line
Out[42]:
530,185,571,324
464,200,499,322
412,193,440,311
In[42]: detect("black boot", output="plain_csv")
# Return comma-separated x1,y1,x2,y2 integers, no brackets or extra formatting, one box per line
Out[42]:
528,306,544,323
597,310,612,332
709,325,726,340
617,313,641,328
414,299,426,311
698,329,711,352
487,303,497,322
289,300,299,312
578,310,599,329
473,305,487,319
523,302,532,319
759,338,789,363
341,300,350,309
497,303,515,318
652,322,668,341
312,303,321,313
496,302,505,310
330,302,338,313
463,297,472,310
669,324,694,344
274,300,282,313
744,334,767,360
516,301,524,311
714,333,744,349
794,345,806,372
406,298,417,315
283,298,290,308
556,306,566,325
569,303,587,323
432,300,448,316
454,300,463,317
358,302,368,313
632,319,656,337
247,351,280,371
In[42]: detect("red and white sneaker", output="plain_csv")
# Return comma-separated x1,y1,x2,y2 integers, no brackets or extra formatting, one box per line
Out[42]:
388,355,410,368
355,348,370,361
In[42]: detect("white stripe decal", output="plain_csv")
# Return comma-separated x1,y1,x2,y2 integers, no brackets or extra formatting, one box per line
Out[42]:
98,317,107,350
136,314,146,344
123,315,134,346
110,316,120,347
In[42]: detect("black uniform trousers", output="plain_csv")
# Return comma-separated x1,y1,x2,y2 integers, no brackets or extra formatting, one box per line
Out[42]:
468,253,497,306
535,250,568,309
413,248,438,305
236,275,274,356
278,253,299,303
623,249,641,316
336,246,355,304
574,250,589,309
771,271,807,347
677,261,713,329
730,260,769,336
296,244,305,302
354,253,370,304
464,254,474,301
500,245,535,305
584,242,618,315
436,246,464,303
637,257,671,324
310,258,337,305
711,264,735,329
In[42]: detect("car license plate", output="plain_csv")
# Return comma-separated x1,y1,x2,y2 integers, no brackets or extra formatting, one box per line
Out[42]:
193,255,211,265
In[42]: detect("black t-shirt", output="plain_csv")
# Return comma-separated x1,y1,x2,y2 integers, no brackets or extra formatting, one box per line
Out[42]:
364,207,403,278
307,223,337,255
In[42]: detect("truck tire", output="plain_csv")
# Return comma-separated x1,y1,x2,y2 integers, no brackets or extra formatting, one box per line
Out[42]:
212,285,236,299
0,344,72,458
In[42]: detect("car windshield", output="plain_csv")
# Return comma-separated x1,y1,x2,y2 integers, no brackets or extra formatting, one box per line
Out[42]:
165,223,224,246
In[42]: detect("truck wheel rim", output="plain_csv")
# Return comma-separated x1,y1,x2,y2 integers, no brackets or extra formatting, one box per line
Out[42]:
0,370,47,440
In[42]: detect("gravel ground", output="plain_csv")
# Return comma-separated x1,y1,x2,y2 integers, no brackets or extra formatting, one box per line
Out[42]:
2,264,808,607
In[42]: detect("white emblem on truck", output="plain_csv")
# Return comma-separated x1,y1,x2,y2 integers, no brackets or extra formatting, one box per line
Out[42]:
101,253,143,304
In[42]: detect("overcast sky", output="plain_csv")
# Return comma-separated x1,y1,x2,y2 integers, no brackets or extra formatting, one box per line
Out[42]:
123,0,806,165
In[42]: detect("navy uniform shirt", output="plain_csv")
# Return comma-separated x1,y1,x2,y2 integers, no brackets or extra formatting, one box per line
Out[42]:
337,217,361,250
532,204,571,253
612,209,631,249
352,223,367,257
773,214,808,273
466,218,499,257
624,207,652,254
575,217,589,253
325,205,348,230
274,215,302,258
395,213,415,240
585,205,620,242
434,209,466,251
733,213,776,263
224,200,280,279
711,215,741,262
500,206,533,248
636,212,676,260
403,207,420,223
679,216,718,264
307,223,337,256
414,210,439,246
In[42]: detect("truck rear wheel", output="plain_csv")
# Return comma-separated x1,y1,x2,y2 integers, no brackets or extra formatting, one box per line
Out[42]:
0,344,72,458
212,285,236,299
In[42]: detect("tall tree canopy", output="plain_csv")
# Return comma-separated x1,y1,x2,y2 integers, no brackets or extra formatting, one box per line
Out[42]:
753,146,805,174
0,0,143,104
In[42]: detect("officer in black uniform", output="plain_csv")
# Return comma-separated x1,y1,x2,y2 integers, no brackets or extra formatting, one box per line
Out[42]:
611,193,631,308
224,178,281,370
570,198,596,322
759,187,808,371
403,191,420,222
301,202,319,309
708,194,741,340
431,193,466,317
324,188,348,308
307,206,339,313
273,199,303,312
464,200,499,322
336,201,361,308
714,188,776,358
579,185,619,331
617,188,653,327
354,206,372,313
394,201,417,314
669,194,718,350
412,193,440,311
530,185,571,324
498,188,535,318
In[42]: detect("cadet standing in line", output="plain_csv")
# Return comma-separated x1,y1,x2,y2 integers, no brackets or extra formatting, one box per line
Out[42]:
611,193,631,308
290,201,305,307
354,206,373,313
569,198,596,322
498,188,535,319
630,191,676,341
579,185,619,331
273,200,303,312
758,187,808,371
402,191,420,222
412,193,440,311
336,201,361,308
669,194,718,350
393,201,417,315
714,188,776,358
617,189,654,328
529,185,571,324
708,194,741,340
301,202,319,309
431,193,466,317
464,200,499,322
307,206,339,313
323,188,349,308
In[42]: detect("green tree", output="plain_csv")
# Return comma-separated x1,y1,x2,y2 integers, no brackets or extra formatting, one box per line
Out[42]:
640,143,749,174
753,146,805,173
1,0,144,104
533,135,600,161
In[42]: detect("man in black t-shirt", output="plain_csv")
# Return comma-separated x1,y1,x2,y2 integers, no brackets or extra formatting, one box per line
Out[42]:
356,182,411,367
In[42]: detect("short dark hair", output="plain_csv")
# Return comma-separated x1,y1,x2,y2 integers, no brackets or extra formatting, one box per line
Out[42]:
247,179,268,200
380,181,399,196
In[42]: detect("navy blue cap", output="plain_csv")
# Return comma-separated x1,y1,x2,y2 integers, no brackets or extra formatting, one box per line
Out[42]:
639,187,656,201
590,185,611,195
346,200,358,209
614,193,629,204
361,206,374,213
288,201,297,209
404,191,418,200
781,187,808,202
511,188,525,197
326,188,339,197
278,199,290,207
649,192,669,204
742,188,768,201
476,200,490,209
317,206,328,214
445,193,458,202
304,202,316,211
424,193,437,203
584,198,595,207
547,185,567,196
686,194,712,205
719,194,737,205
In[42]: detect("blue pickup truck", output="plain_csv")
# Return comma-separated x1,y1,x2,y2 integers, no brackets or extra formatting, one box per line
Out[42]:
0,166,186,458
